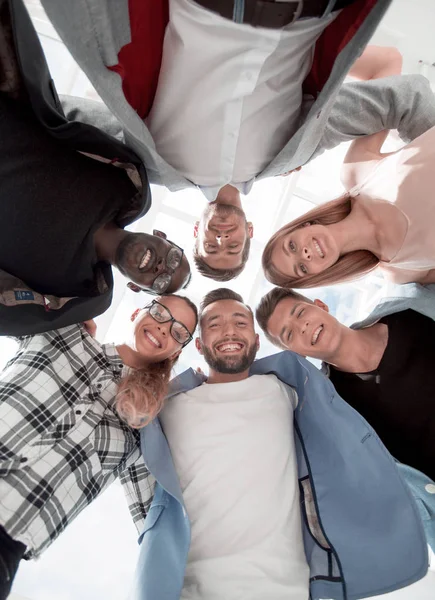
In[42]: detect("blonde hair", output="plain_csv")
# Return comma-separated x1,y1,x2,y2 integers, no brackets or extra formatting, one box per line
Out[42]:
262,195,379,289
115,294,198,428
115,358,176,429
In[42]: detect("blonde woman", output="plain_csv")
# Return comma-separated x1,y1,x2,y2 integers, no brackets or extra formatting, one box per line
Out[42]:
262,125,435,288
0,294,197,596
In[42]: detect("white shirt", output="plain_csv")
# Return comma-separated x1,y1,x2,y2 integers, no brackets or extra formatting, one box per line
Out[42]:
160,374,309,600
147,0,338,200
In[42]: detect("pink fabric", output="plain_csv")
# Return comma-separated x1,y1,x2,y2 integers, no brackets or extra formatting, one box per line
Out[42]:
351,126,435,284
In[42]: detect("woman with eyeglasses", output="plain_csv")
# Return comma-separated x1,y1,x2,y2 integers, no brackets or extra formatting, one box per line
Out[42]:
115,295,197,427
262,125,435,289
0,294,197,594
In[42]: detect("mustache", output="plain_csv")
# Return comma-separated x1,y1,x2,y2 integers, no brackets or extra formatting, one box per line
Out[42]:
213,337,245,349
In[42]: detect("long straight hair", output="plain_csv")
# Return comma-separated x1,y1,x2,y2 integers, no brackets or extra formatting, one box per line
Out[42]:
262,195,379,289
115,295,198,428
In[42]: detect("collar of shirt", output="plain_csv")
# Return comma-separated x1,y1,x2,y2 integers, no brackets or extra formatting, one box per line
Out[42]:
102,342,125,377
199,179,254,202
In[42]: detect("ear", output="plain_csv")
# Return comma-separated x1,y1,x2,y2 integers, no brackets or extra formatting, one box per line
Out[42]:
255,333,260,351
247,222,254,238
193,221,200,238
153,229,167,240
127,282,142,293
314,299,329,313
130,308,141,322
195,337,203,355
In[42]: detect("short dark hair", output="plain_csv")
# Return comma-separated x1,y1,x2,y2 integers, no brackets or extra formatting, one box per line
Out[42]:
193,232,251,282
199,288,253,323
255,287,313,349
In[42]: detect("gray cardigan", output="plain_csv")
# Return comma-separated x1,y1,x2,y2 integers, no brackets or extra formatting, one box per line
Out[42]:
40,0,435,190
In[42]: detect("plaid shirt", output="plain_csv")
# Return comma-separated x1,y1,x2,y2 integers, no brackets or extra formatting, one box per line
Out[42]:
0,324,155,557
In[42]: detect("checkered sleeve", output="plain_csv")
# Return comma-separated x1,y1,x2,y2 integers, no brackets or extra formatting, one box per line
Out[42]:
119,454,155,535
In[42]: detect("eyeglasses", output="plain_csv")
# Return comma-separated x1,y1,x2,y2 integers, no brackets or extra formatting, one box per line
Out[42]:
144,300,193,347
150,232,185,294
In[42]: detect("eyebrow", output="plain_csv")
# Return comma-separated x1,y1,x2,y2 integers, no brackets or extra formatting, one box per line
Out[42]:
206,312,249,323
291,303,301,316
206,315,220,324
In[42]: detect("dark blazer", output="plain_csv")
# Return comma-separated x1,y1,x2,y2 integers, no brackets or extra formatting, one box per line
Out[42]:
0,0,151,337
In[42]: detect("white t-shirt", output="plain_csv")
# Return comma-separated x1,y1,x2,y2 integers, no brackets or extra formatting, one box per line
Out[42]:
160,374,309,600
147,0,338,199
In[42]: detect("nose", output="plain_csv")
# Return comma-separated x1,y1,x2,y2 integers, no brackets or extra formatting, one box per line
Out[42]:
152,257,165,275
222,322,237,337
156,322,169,337
299,320,310,335
302,246,312,261
215,233,230,243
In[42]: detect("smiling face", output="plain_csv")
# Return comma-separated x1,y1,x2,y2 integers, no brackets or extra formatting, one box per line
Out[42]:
271,223,339,281
133,296,197,363
194,203,253,271
266,296,345,360
115,232,191,293
197,299,259,374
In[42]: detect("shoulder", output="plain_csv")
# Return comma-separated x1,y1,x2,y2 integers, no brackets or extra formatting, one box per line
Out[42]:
341,131,394,190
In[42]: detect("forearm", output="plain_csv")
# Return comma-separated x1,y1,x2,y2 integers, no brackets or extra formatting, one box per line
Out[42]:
317,75,435,156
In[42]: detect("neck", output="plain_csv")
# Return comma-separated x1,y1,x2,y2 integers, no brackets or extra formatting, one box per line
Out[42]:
327,323,388,373
328,199,381,257
116,343,150,370
215,184,242,209
207,368,250,385
94,222,126,264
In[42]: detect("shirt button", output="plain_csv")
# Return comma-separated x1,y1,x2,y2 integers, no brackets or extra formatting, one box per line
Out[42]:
75,410,82,415
20,457,28,463
425,484,435,494
97,383,102,390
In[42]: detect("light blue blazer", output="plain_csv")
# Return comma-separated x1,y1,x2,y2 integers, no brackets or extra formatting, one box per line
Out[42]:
133,351,429,600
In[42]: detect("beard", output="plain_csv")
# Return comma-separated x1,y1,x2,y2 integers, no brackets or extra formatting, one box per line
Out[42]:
202,340,258,374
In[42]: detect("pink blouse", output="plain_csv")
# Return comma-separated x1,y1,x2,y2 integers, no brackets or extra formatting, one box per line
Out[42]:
350,126,435,284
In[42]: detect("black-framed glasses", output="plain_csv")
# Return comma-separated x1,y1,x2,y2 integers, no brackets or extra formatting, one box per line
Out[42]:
150,232,185,294
144,300,193,347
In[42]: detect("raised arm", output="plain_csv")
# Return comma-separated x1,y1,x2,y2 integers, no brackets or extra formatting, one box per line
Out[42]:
316,74,435,159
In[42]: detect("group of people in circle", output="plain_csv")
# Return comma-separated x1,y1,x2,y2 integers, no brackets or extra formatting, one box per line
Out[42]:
1,0,435,598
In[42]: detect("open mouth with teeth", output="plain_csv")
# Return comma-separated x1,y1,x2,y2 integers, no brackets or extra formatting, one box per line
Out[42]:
143,329,162,348
313,238,325,259
311,325,324,346
215,342,244,353
138,249,154,271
